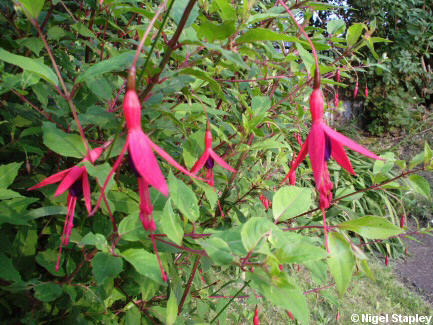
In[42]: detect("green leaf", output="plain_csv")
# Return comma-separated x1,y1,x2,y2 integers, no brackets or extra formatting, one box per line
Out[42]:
213,0,236,21
346,23,365,47
36,250,65,277
166,290,178,325
247,270,309,324
17,0,45,19
251,96,271,116
204,43,249,69
91,252,123,285
72,23,95,38
269,230,327,264
296,43,314,73
170,0,199,28
80,232,108,251
125,306,141,325
85,76,113,100
201,237,233,265
0,162,23,188
409,151,424,169
0,189,23,200
327,232,355,297
272,186,312,222
241,217,275,253
168,172,199,222
373,152,395,175
121,249,166,285
0,47,58,85
338,216,403,239
179,68,224,98
77,51,143,83
42,122,86,158
0,253,22,283
408,174,431,200
236,28,301,44
327,19,345,35
47,26,65,40
17,37,44,56
194,17,236,42
34,283,63,302
160,199,184,246
118,212,149,242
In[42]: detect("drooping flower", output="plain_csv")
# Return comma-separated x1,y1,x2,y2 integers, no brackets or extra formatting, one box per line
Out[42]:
116,73,200,231
354,81,359,98
253,308,260,325
287,311,295,321
282,75,381,250
283,86,381,208
365,84,369,98
28,144,108,271
191,129,235,186
385,255,389,266
260,194,270,211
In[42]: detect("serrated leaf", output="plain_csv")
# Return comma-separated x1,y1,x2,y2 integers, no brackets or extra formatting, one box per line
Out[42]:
0,47,58,85
273,186,312,222
338,216,403,239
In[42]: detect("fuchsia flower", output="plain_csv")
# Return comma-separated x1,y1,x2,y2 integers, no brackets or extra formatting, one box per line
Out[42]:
365,84,369,98
282,79,381,250
354,81,359,98
123,84,198,232
190,130,235,186
260,194,270,211
253,308,260,325
28,145,108,271
283,86,381,209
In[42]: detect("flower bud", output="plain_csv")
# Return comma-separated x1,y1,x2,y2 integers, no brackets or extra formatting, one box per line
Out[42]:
254,308,260,325
354,82,359,98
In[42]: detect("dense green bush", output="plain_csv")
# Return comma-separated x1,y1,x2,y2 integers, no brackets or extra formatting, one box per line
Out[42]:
0,0,432,323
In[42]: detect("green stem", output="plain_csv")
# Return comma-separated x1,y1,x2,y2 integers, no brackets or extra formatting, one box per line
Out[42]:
137,0,176,84
210,281,250,323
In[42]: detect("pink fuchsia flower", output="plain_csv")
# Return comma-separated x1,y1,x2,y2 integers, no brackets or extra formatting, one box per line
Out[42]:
105,84,200,232
354,81,359,98
334,92,339,107
400,214,406,228
28,145,108,271
365,84,369,98
385,255,389,266
190,130,235,186
253,308,260,325
294,132,303,146
287,311,295,321
282,84,381,250
260,194,270,211
336,67,341,82
283,87,381,207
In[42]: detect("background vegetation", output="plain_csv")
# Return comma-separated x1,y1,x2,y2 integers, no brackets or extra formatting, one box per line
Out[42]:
0,0,431,323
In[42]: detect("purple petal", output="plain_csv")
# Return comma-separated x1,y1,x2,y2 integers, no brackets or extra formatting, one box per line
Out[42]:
322,124,381,160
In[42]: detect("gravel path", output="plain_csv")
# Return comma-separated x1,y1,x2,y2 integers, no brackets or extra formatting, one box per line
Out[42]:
394,229,433,305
